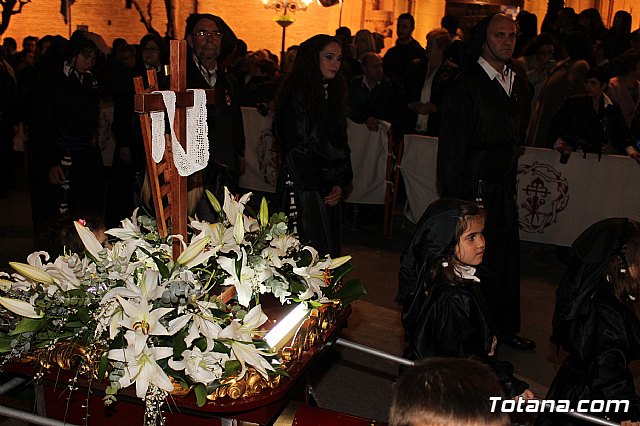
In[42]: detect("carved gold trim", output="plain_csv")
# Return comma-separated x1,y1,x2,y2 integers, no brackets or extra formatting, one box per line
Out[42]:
206,367,281,400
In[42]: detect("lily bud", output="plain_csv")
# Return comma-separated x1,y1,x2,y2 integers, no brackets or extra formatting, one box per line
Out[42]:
329,256,352,269
176,236,211,267
205,190,222,214
74,221,104,259
0,296,43,318
9,262,55,285
259,198,269,228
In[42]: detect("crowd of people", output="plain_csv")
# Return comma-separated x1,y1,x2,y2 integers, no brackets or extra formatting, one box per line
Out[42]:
2,6,640,424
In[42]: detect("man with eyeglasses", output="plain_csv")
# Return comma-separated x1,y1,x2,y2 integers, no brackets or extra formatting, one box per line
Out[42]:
184,13,245,219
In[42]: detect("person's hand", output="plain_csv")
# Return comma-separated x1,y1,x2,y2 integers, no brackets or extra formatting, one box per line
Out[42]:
48,166,66,185
488,335,498,357
621,421,640,426
514,389,534,401
119,147,131,163
629,150,640,164
408,101,437,115
553,138,569,153
365,116,379,132
323,185,342,207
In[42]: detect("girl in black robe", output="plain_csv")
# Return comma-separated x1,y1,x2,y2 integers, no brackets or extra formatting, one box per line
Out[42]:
398,198,530,399
274,35,352,258
539,218,640,425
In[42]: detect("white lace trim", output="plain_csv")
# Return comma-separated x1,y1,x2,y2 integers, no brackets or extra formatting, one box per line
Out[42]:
150,89,209,177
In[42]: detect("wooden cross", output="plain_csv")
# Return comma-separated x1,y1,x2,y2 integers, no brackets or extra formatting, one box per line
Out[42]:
133,39,215,259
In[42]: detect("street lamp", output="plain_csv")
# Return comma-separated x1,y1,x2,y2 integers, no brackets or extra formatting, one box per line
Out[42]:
261,0,314,61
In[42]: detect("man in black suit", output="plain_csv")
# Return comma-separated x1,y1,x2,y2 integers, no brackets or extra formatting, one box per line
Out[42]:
184,14,245,216
437,13,535,351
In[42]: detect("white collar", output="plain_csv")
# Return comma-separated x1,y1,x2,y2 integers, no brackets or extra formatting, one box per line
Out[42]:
477,56,505,80
603,93,613,108
454,264,481,282
363,75,380,90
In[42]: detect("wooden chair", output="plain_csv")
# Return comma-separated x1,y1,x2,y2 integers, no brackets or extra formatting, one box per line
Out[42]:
384,134,404,239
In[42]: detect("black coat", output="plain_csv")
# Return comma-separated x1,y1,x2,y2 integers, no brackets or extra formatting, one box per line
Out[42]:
274,90,352,257
541,286,640,424
437,61,531,198
185,56,245,173
382,39,425,83
547,94,630,155
403,58,459,136
347,76,400,125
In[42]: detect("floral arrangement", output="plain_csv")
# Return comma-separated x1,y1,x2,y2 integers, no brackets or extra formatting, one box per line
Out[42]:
0,188,364,424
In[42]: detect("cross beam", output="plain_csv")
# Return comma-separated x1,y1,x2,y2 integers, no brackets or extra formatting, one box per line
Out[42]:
134,39,215,260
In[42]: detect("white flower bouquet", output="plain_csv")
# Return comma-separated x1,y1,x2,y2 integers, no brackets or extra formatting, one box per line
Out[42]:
0,188,365,423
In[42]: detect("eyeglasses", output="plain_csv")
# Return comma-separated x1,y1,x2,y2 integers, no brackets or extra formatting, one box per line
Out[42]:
192,30,223,40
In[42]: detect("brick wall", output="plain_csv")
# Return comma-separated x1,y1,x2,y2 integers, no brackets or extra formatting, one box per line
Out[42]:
2,0,353,55
3,0,169,47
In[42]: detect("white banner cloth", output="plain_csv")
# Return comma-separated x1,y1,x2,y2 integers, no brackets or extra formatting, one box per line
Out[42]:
344,119,391,204
238,107,278,193
517,147,640,246
401,134,439,222
399,135,640,246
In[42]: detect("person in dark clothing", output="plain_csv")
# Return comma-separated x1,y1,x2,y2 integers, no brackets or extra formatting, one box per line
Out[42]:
0,54,17,196
348,52,400,131
184,13,245,219
383,13,425,83
441,14,464,66
437,14,535,351
29,31,106,239
539,218,640,425
397,198,532,400
274,34,352,258
549,67,631,159
403,28,459,137
108,33,168,226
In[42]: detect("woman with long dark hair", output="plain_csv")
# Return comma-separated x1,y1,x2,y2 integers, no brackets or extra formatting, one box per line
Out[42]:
274,34,352,258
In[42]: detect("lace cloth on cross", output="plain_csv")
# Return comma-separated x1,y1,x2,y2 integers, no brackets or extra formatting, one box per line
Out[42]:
150,89,209,176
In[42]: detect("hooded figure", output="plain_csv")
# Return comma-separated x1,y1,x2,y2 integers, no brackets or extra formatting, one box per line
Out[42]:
398,198,529,399
540,218,640,425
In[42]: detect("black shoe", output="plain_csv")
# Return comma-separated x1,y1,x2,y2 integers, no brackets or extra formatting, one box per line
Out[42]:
502,334,536,351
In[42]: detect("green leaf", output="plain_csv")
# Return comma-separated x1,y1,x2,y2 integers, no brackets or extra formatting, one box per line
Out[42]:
172,330,187,358
330,264,354,286
194,383,208,407
76,308,90,324
327,279,367,305
152,255,171,279
97,351,109,382
0,336,13,353
289,279,306,294
212,341,231,355
11,317,44,336
222,360,241,378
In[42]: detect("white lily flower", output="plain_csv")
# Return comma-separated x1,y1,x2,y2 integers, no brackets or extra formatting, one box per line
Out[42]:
105,212,144,242
228,341,275,379
217,249,255,307
293,253,333,300
169,347,229,384
222,187,252,226
108,330,174,398
117,296,173,354
175,236,212,268
9,262,55,285
74,221,104,259
219,305,268,342
0,296,43,318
